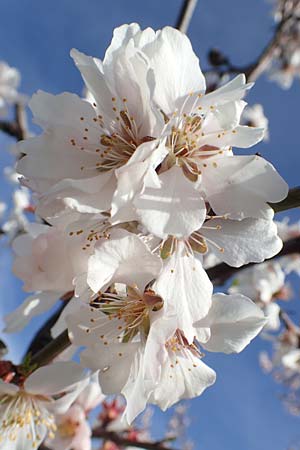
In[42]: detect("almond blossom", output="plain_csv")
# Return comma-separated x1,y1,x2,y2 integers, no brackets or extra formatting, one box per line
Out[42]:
16,24,288,236
0,20,292,441
241,103,269,140
0,362,87,450
65,229,266,423
46,373,104,450
4,214,111,332
68,290,265,424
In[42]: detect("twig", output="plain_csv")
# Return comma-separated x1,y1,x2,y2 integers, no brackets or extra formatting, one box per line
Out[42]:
0,103,28,141
24,304,66,358
25,291,74,358
175,0,198,33
270,186,300,213
244,13,292,82
93,428,180,450
29,330,71,367
206,10,293,82
207,235,300,286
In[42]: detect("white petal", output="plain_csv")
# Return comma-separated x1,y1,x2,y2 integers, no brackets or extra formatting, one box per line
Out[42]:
111,139,167,224
201,155,288,220
87,229,162,293
103,23,141,67
201,218,283,267
67,305,123,347
18,135,98,194
121,349,152,424
51,296,79,338
4,291,61,333
37,172,115,219
70,48,116,124
203,100,246,131
196,293,266,353
201,125,264,148
177,74,251,115
142,26,205,115
153,242,212,342
25,361,87,395
81,342,140,395
134,165,206,239
263,303,281,331
0,379,19,395
150,356,216,410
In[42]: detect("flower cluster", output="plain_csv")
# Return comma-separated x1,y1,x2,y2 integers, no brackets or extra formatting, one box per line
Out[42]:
1,23,290,447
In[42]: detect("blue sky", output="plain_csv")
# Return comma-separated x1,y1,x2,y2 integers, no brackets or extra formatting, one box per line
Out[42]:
0,1,300,449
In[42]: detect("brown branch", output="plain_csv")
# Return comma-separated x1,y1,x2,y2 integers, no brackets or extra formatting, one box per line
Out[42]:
93,428,179,450
175,0,198,33
29,330,71,368
0,103,28,141
244,16,290,82
270,186,300,213
207,235,300,286
206,8,293,82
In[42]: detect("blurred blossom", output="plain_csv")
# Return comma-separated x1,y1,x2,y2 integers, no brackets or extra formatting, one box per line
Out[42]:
241,104,269,140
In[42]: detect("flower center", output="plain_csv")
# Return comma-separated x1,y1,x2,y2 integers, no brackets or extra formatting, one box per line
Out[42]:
58,417,80,438
89,286,163,341
165,330,203,374
0,392,56,447
72,97,155,173
162,113,222,182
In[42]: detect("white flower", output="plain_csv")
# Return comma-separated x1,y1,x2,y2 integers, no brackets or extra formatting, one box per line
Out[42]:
46,404,91,450
81,228,162,297
17,24,288,233
0,362,87,450
282,349,300,372
268,42,300,89
263,303,281,331
68,287,265,423
229,261,286,303
228,262,286,330
5,215,109,332
241,104,269,140
46,372,104,450
17,24,164,218
194,293,267,353
110,26,287,233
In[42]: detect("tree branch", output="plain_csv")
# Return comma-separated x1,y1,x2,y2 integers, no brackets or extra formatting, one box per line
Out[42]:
29,330,71,368
206,9,293,82
207,235,300,286
175,0,198,33
244,14,291,82
270,186,300,213
93,428,179,450
0,103,28,141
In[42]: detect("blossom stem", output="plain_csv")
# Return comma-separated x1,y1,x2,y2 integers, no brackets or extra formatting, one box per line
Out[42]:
175,0,198,33
270,186,300,213
29,330,71,368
